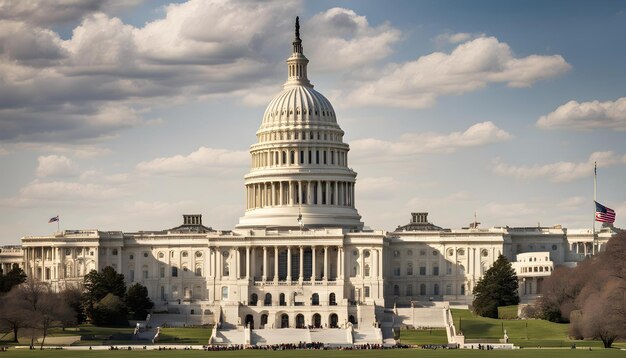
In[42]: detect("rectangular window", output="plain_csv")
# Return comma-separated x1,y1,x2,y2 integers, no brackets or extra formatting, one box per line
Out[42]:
160,267,165,278
331,151,334,164
143,270,148,279
129,270,135,282
364,286,370,298
172,267,178,277
419,266,426,275
323,151,327,164
222,286,229,300
433,266,439,276
316,150,319,164
393,267,401,276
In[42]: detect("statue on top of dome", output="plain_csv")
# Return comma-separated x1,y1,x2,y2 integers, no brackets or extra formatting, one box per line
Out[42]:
295,16,300,40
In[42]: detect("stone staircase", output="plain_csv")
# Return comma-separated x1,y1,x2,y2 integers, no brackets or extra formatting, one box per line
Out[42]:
395,307,446,328
251,328,311,345
352,328,382,345
211,327,246,345
310,328,352,346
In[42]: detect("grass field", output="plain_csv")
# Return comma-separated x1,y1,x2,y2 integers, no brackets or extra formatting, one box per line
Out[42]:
398,329,448,345
497,305,518,320
0,348,624,358
449,309,618,348
0,325,211,347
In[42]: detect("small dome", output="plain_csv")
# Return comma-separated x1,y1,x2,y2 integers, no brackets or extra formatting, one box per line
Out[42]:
260,86,338,130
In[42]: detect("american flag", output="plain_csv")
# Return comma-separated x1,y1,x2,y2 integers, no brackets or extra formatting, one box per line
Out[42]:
595,201,615,224
48,215,59,223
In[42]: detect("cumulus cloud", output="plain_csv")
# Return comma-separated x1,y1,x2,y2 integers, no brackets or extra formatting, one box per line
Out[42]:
433,32,484,47
0,0,301,145
136,146,249,175
304,8,401,71
493,151,622,183
536,97,626,131
36,155,79,178
351,121,511,160
0,0,143,26
341,36,571,108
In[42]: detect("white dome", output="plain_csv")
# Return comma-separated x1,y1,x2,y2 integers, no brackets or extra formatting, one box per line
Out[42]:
260,85,339,130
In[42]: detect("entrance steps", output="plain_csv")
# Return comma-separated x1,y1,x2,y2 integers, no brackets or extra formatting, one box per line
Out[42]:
251,328,310,345
352,328,383,345
310,328,351,346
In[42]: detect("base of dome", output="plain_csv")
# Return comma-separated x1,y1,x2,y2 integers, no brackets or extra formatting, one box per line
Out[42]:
236,206,363,230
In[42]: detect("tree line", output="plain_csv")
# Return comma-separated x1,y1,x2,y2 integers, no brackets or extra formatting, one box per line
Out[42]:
525,232,626,348
0,266,153,348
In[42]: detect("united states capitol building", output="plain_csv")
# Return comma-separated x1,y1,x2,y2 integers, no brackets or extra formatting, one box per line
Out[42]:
0,20,616,344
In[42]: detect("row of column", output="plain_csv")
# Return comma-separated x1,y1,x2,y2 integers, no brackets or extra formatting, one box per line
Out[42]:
251,148,347,168
246,180,354,209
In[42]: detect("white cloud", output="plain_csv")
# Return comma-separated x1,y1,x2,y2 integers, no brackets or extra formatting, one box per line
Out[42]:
136,146,249,175
433,32,484,47
351,121,511,160
536,97,626,131
0,0,143,26
493,151,622,183
304,8,401,71
558,196,586,209
341,36,571,108
36,155,79,177
16,179,126,203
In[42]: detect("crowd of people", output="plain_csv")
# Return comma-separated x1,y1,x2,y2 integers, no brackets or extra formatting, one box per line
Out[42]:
200,342,407,351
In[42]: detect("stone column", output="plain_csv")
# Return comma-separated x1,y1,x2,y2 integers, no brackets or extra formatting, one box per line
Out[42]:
246,246,251,280
274,246,279,283
262,246,267,281
307,181,312,205
323,246,329,281
286,246,292,282
374,248,379,278
299,246,304,283
312,246,316,281
279,182,284,206
337,246,342,279
325,181,330,205
334,181,338,206
359,248,364,278
317,181,322,205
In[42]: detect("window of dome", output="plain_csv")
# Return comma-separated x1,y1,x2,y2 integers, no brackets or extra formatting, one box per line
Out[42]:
364,250,371,258
481,249,488,257
223,251,229,258
182,251,188,258
393,250,400,257
352,250,358,257
143,252,148,258
551,245,557,250
447,249,454,256
457,249,465,256
420,250,426,256
65,249,71,256
158,252,164,259
407,250,413,256
195,251,203,258
130,254,134,260
432,250,438,256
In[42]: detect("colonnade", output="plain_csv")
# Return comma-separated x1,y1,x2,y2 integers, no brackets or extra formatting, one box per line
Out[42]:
211,245,344,283
246,180,354,209
251,147,347,169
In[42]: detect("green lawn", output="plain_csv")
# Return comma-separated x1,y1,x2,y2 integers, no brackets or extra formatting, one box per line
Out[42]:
497,305,518,320
0,325,211,347
450,309,619,348
398,329,448,345
0,348,624,358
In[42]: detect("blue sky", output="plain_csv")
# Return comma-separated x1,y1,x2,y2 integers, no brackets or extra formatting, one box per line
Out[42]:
0,0,625,244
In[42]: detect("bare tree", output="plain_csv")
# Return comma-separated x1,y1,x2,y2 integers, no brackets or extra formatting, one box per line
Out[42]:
0,291,30,342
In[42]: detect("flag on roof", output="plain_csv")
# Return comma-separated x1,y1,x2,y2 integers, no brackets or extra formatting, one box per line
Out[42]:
48,215,59,223
595,201,615,224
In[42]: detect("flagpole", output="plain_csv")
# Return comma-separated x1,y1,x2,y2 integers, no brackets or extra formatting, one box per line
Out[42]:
593,162,597,255
57,215,60,233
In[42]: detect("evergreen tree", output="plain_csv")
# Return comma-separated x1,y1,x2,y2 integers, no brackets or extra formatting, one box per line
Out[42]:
0,266,27,293
126,283,153,320
82,266,127,323
472,254,519,318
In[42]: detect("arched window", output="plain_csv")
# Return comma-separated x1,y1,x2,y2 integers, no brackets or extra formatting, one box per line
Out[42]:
250,293,258,306
393,285,400,296
279,293,286,306
195,267,202,276
407,262,413,276
311,293,319,306
171,266,178,277
420,284,426,296
434,284,440,296
182,251,188,258
264,293,272,306
296,314,305,328
406,284,413,296
329,293,336,306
